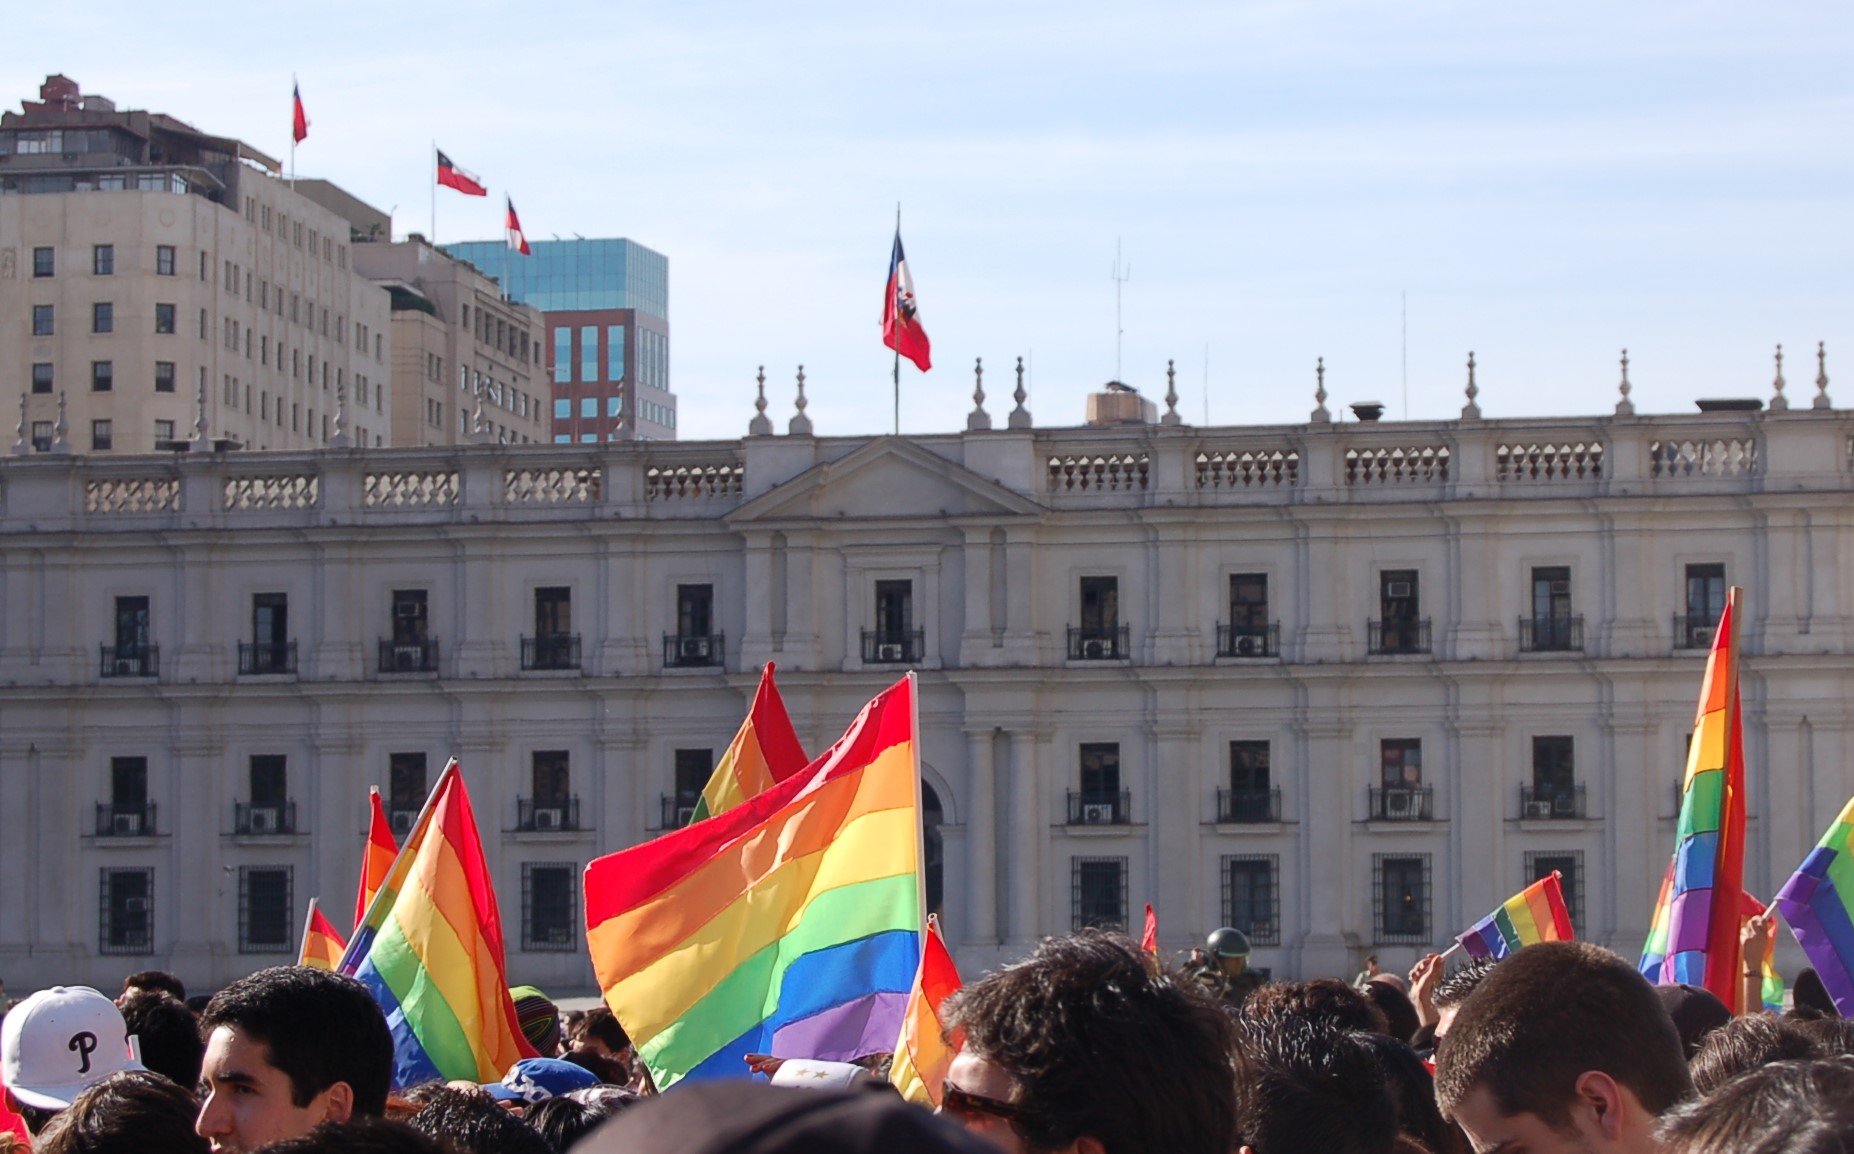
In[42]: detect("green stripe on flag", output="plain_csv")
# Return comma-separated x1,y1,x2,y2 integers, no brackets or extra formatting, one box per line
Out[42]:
1677,769,1724,839
372,918,481,1080
1492,907,1522,954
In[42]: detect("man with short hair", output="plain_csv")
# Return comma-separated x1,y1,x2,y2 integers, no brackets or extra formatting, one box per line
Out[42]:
1434,942,1692,1154
194,966,392,1153
940,930,1236,1154
1,986,146,1141
1233,1018,1396,1154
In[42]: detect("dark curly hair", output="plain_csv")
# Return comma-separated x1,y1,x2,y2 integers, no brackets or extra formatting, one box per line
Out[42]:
34,1070,204,1154
1690,1015,1823,1096
1658,1056,1854,1154
1240,979,1388,1036
1234,1018,1396,1154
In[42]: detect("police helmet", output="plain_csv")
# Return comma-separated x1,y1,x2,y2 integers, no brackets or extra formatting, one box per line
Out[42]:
1206,927,1252,959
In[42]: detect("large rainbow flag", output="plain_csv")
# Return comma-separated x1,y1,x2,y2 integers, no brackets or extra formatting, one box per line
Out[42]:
1774,795,1854,1016
297,897,348,971
354,786,399,932
340,760,534,1086
585,675,922,1089
1640,587,1748,1010
889,915,963,1107
1456,872,1575,960
688,662,809,823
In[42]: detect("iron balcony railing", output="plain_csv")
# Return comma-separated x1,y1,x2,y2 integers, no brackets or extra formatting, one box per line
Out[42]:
233,801,297,835
95,802,158,837
1673,613,1716,650
1368,618,1431,656
516,796,582,832
1519,615,1583,653
1216,787,1282,823
1067,790,1133,825
660,795,701,829
521,634,582,671
238,640,297,675
861,628,924,664
378,638,439,673
1519,783,1586,820
100,644,158,678
1216,623,1279,658
1067,625,1131,661
1369,785,1435,821
664,632,724,668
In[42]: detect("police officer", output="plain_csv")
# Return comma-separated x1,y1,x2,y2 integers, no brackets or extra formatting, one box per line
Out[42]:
1187,927,1264,1007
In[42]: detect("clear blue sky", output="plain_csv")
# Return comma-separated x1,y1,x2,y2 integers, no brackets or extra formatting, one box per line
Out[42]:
11,2,1850,438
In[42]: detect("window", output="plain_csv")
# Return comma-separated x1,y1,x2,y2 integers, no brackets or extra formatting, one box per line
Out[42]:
1374,569,1426,653
522,863,578,951
92,361,113,392
553,397,570,421
1072,743,1126,823
30,363,52,394
580,325,598,383
93,244,114,275
91,420,112,451
249,754,288,812
1071,857,1127,930
153,419,175,444
1374,854,1430,943
579,397,597,419
607,325,626,380
112,756,148,810
114,596,150,654
535,587,571,636
1222,855,1280,945
31,421,53,451
532,750,570,805
391,589,429,645
238,866,293,953
93,301,113,333
1526,851,1584,931
154,361,175,393
31,305,53,335
156,245,176,276
1524,736,1581,818
874,579,913,641
154,303,175,334
673,749,713,825
244,592,293,674
1380,739,1421,786
1073,575,1124,659
389,753,428,834
1224,573,1272,656
1222,741,1275,822
1681,564,1727,648
1376,739,1429,820
672,585,718,665
100,868,153,955
553,328,571,383
608,395,622,418
32,246,53,277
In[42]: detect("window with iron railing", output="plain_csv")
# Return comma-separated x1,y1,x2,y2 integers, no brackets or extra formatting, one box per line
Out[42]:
522,863,578,951
1374,854,1431,945
99,867,153,955
1223,855,1280,946
238,866,293,953
1071,856,1128,931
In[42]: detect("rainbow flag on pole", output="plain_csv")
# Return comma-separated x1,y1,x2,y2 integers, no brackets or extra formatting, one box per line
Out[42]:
297,898,348,971
355,786,398,932
585,675,922,1090
688,662,809,823
889,915,963,1107
1456,872,1576,960
1640,587,1749,1011
340,760,534,1086
1774,795,1854,1016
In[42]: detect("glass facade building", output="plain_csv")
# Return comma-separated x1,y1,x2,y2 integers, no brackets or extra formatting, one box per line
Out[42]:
443,238,668,321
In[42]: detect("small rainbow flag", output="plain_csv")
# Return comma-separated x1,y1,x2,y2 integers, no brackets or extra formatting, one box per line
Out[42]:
1456,871,1576,960
585,675,922,1090
355,786,398,932
297,898,347,971
688,662,809,823
1640,588,1749,1010
1774,795,1854,1016
1742,891,1785,1013
340,760,534,1086
889,915,963,1107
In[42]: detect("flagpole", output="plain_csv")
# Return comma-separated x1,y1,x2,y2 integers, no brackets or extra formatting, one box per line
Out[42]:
430,141,437,245
893,203,902,437
288,75,296,191
296,897,319,965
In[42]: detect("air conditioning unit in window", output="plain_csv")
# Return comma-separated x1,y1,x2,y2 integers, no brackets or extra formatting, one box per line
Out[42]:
1386,581,1413,600
532,807,563,831
1082,803,1116,824
877,643,904,662
111,812,143,836
679,637,710,660
1081,639,1108,660
1235,634,1260,657
1383,791,1417,820
1553,793,1578,816
246,807,280,834
1524,800,1554,819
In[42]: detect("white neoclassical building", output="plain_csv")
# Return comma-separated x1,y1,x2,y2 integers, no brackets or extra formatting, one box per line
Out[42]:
1,372,1851,994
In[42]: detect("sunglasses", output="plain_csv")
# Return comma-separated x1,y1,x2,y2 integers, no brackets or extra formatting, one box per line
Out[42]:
939,1082,1032,1127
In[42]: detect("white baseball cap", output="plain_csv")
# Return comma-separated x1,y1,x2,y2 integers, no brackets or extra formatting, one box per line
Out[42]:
0,986,144,1110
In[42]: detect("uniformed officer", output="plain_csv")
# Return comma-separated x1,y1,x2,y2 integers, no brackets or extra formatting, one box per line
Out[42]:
1186,927,1265,1007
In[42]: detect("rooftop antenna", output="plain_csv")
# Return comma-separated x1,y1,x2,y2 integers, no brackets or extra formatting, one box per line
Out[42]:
1111,239,1131,381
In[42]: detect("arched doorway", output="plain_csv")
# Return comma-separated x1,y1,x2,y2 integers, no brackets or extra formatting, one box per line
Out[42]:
922,782,945,918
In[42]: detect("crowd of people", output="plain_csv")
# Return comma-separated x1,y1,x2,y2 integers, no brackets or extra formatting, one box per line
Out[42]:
1,931,1850,1153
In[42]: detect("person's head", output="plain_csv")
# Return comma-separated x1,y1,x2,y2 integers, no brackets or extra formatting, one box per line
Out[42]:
1206,927,1252,978
117,989,204,1091
1,985,146,1136
941,929,1236,1154
1351,1031,1467,1154
1790,969,1838,1020
246,1117,448,1154
122,973,188,1004
510,987,563,1058
1240,979,1388,1037
1435,942,1692,1154
1233,1017,1397,1154
1788,1014,1854,1056
576,1082,1003,1154
404,1084,553,1154
1655,984,1733,1060
1431,960,1497,1043
560,1047,627,1087
1690,1015,1822,1096
1361,981,1420,1044
34,1070,205,1154
525,1093,630,1152
1364,955,1380,973
1656,1056,1854,1154
565,1007,631,1064
481,1057,603,1105
194,965,393,1153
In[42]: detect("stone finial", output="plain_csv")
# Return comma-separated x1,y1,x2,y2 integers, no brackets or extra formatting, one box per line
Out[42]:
1311,357,1331,423
1615,348,1634,416
1008,355,1032,429
1461,350,1482,419
12,393,29,455
967,357,992,431
1770,343,1789,411
49,391,69,454
329,379,350,448
191,376,210,446
788,364,813,436
1814,340,1832,410
748,365,773,435
1161,359,1182,426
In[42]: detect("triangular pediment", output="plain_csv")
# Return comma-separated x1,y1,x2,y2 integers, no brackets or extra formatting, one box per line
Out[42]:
728,437,1044,524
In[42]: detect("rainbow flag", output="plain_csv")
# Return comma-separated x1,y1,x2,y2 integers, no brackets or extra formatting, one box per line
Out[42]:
1456,872,1576,960
1640,587,1749,1011
355,786,399,932
889,915,963,1107
1774,795,1854,1016
688,662,809,823
340,760,534,1086
297,898,348,971
585,675,922,1090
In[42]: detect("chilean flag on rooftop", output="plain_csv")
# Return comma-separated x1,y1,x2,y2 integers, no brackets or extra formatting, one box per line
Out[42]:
291,81,308,144
436,149,487,197
882,230,931,372
506,196,531,255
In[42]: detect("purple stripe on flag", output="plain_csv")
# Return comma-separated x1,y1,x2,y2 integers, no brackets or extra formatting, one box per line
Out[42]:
1802,883,1854,1015
1665,887,1715,953
768,991,908,1062
1674,831,1719,891
1480,922,1513,959
1454,928,1492,960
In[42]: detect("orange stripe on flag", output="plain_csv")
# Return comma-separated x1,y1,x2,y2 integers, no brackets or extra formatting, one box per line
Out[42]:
891,916,963,1107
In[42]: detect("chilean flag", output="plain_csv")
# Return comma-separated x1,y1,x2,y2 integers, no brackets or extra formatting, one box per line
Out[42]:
291,82,309,144
882,230,931,372
505,196,531,255
436,150,488,197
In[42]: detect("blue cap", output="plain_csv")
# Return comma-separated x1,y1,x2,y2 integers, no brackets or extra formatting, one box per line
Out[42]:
481,1057,604,1103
